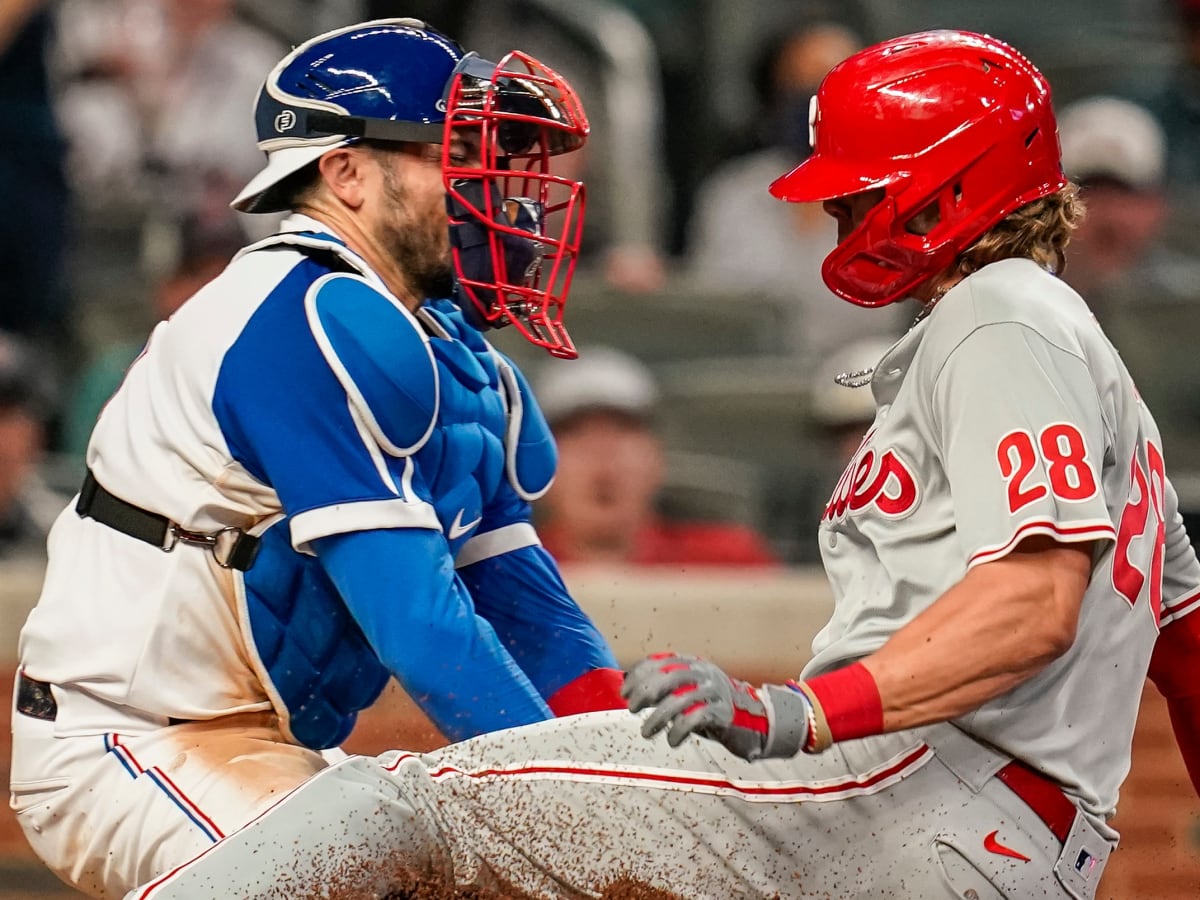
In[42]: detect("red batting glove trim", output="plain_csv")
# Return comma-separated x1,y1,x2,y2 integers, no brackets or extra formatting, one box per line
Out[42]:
730,706,770,734
802,662,884,744
548,668,626,716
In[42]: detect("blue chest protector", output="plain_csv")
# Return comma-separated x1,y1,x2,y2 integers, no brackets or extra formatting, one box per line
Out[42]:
238,517,390,748
230,231,560,748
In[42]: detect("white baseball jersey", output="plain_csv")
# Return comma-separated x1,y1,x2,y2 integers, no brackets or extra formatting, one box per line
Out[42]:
804,257,1200,817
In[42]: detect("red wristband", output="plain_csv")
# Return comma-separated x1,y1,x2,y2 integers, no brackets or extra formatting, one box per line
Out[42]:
801,662,884,744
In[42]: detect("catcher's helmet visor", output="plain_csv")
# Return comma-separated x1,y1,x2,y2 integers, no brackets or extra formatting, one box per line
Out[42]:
449,52,585,157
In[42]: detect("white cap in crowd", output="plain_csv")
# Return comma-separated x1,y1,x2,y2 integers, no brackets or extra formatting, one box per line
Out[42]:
1057,96,1166,191
534,345,660,426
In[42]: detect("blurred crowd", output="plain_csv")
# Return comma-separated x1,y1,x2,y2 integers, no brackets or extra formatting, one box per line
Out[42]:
5,0,1200,570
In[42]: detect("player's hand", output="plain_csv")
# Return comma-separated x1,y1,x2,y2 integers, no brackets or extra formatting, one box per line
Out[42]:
621,653,811,761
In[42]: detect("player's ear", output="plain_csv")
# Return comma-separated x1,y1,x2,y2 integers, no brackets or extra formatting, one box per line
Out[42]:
317,146,372,211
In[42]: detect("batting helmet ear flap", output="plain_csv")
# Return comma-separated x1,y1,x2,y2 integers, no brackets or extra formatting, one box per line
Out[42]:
818,186,964,309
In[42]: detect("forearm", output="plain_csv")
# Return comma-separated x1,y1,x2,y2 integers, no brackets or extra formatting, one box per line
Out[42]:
393,619,553,741
861,572,1071,730
315,528,553,741
812,539,1091,739
458,543,623,713
625,540,1093,760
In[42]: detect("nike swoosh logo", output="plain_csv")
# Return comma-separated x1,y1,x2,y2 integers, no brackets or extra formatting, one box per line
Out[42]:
983,830,1031,862
448,509,482,540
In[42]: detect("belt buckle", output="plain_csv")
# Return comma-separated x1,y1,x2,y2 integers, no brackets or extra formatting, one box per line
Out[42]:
210,526,248,569
169,524,244,568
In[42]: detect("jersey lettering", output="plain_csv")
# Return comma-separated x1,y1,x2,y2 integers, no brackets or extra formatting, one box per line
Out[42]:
1040,423,1099,500
1113,440,1166,623
996,423,1098,514
824,432,919,522
997,430,1047,514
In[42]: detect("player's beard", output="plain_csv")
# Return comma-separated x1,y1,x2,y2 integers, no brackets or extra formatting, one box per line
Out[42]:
377,163,456,301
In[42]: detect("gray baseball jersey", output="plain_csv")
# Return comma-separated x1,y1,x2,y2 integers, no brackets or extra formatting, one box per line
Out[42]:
118,257,1190,900
806,257,1200,819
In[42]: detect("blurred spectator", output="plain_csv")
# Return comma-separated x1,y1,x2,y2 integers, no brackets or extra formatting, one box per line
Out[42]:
53,0,286,233
686,18,908,373
808,336,893,467
0,1,72,347
800,336,894,538
1058,96,1169,299
1148,0,1200,194
534,346,779,567
0,330,63,559
61,213,244,460
1058,94,1200,470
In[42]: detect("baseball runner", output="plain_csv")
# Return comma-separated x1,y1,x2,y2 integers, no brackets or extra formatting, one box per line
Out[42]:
120,30,1200,900
10,19,627,899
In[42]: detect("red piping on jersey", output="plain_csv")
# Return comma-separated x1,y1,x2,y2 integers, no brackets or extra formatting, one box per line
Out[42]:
1161,586,1200,626
135,744,936,897
968,518,1116,568
384,743,935,800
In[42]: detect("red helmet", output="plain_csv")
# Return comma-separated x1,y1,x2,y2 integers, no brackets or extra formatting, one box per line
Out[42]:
769,30,1066,308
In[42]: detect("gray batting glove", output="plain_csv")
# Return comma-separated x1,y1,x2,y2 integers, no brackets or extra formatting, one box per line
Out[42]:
621,653,812,761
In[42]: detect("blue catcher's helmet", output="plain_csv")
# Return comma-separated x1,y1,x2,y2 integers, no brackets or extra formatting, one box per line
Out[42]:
233,18,590,359
232,18,464,213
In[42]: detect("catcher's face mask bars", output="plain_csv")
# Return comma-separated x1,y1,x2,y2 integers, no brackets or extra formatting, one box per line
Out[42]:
442,51,589,359
295,49,589,359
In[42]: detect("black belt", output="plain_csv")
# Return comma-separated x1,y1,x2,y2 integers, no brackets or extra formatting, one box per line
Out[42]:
16,673,191,726
76,470,260,571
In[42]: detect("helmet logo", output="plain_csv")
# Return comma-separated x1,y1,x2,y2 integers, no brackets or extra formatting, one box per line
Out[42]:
435,98,448,113
808,94,819,150
275,110,297,132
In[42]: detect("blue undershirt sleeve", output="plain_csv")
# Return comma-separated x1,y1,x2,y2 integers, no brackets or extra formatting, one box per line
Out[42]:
312,527,553,741
459,543,618,701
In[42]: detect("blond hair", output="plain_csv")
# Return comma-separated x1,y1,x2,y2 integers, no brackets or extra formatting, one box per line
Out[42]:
956,183,1085,277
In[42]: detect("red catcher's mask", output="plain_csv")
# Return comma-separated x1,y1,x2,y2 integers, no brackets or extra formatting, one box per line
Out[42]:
769,30,1067,308
444,51,589,358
